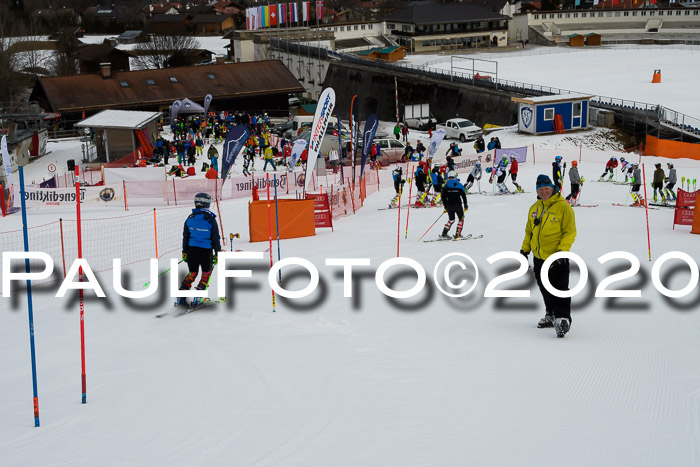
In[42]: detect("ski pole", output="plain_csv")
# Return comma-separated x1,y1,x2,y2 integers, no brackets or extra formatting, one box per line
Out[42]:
418,211,446,241
624,184,633,207
144,259,184,287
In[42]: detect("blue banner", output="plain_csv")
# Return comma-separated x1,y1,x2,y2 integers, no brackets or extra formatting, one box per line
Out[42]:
220,125,249,183
360,114,378,179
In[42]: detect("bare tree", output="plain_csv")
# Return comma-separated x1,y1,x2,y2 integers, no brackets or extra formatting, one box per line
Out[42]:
49,30,78,76
132,35,201,70
0,6,19,101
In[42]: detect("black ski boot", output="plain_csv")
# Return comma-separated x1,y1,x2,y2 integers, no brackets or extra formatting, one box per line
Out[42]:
537,314,554,328
555,318,570,338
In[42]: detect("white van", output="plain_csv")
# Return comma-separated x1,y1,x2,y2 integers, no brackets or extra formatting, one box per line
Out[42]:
288,115,348,137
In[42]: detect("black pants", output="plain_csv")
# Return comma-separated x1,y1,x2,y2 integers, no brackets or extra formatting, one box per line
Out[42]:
533,257,571,322
186,246,214,274
566,183,579,200
446,206,464,221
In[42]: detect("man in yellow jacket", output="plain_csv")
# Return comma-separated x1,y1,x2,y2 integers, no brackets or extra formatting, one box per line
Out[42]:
520,174,577,338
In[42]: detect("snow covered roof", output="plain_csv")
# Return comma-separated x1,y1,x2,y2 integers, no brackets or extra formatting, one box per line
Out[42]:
75,110,161,129
511,93,594,105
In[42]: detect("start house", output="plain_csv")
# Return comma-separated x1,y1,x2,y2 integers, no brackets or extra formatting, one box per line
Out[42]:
512,94,593,135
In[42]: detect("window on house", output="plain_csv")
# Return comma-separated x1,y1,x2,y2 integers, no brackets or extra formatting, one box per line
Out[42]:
615,11,621,16
169,77,178,83
119,81,129,87
676,10,681,15
354,25,358,30
694,11,699,15
624,11,629,16
369,24,373,29
549,13,554,19
650,11,655,16
573,102,582,118
685,10,690,15
208,74,216,79
581,12,586,17
340,26,344,31
146,79,155,85
534,14,539,19
606,11,612,17
361,24,365,30
641,11,646,16
544,108,554,121
598,12,603,17
573,13,578,18
565,13,570,18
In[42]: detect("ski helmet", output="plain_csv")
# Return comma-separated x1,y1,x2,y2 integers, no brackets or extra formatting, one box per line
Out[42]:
612,156,617,161
655,163,661,168
555,156,562,162
194,192,212,209
502,156,508,162
620,157,626,162
447,170,457,179
668,163,674,168
571,160,578,167
476,162,481,167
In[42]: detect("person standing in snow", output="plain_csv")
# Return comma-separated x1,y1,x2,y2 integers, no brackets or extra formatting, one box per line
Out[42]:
520,175,577,338
664,163,677,201
565,160,581,205
178,193,222,307
652,163,666,202
465,162,482,193
509,155,522,192
495,156,510,194
630,163,645,207
390,167,406,208
552,155,564,191
600,156,618,181
440,170,468,239
430,164,444,206
414,161,429,206
473,136,485,153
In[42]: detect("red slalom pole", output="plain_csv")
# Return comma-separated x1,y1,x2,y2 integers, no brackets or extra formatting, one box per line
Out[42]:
641,164,652,262
75,167,87,404
266,174,276,312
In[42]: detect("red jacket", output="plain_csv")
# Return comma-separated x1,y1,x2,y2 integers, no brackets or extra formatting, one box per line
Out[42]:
510,159,518,175
606,159,619,169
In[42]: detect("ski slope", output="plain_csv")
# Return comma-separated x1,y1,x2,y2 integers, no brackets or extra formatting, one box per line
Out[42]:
402,44,700,120
3,53,700,466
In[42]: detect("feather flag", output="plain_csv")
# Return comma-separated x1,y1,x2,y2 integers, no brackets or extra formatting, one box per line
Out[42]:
360,114,378,179
220,126,250,184
305,87,336,192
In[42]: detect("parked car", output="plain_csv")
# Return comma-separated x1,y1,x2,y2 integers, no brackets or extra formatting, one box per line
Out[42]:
405,114,437,131
437,118,482,142
342,137,408,167
271,120,293,137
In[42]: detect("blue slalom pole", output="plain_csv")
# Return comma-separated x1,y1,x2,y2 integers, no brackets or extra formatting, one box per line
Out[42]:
19,167,40,427
273,173,282,282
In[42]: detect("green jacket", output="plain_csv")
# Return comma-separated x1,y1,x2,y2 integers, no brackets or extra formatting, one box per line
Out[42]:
521,193,576,260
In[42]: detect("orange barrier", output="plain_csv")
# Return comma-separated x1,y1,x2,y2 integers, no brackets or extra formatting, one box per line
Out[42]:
652,70,661,83
248,199,315,242
645,135,700,161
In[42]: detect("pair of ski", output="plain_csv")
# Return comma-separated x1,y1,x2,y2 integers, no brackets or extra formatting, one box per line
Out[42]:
378,204,436,211
155,297,227,318
611,203,659,210
422,233,484,243
484,191,527,196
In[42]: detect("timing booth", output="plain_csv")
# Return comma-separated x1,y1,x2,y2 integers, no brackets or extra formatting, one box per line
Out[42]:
248,198,316,242
512,94,592,135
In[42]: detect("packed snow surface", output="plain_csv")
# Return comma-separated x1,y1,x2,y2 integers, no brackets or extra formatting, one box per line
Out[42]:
2,45,700,467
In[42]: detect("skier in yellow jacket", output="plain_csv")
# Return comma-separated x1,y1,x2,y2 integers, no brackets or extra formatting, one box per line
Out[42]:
520,174,577,338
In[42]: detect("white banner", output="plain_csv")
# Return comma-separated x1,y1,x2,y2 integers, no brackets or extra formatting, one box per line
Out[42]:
290,139,308,170
104,167,165,183
23,185,122,208
428,129,447,159
305,87,335,191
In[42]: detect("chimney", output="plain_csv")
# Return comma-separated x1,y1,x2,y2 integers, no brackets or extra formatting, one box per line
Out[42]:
99,62,112,79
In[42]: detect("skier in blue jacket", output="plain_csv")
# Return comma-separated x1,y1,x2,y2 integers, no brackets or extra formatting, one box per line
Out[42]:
440,170,468,239
178,192,221,306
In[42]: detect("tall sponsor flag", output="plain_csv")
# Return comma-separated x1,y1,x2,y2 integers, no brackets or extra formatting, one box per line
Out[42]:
290,139,308,170
278,3,286,23
203,94,213,115
360,114,378,179
316,1,324,20
220,126,250,184
1,135,16,212
269,4,277,26
302,1,310,21
171,99,182,124
305,87,335,191
428,129,447,160
290,3,298,23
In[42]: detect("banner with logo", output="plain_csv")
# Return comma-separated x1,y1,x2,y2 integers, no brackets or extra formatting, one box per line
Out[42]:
22,185,122,208
220,125,250,184
360,114,378,179
290,139,307,170
495,146,528,164
428,129,447,160
171,100,182,124
203,94,213,115
305,87,335,191
450,154,482,172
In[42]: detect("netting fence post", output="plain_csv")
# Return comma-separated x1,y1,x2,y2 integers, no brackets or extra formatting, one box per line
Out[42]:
172,179,177,206
122,181,129,211
59,218,67,278
215,197,225,247
153,208,159,259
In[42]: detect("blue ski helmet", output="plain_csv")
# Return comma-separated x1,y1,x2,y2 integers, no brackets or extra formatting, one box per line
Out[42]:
555,156,562,162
